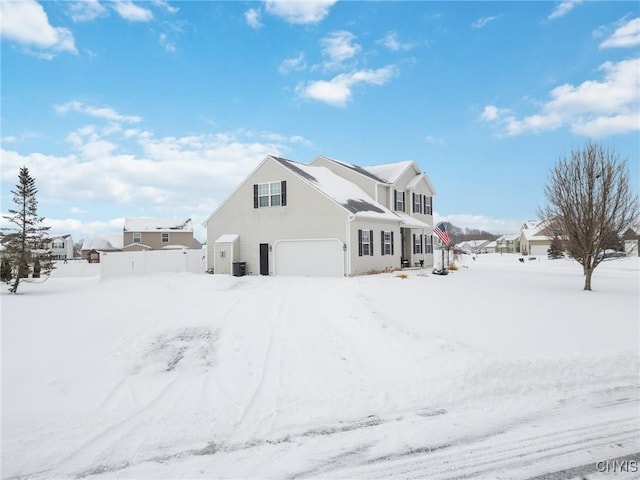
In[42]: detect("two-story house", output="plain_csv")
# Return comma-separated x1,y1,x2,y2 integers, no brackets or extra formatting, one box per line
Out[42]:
123,218,194,251
495,234,521,254
204,155,436,277
47,234,74,260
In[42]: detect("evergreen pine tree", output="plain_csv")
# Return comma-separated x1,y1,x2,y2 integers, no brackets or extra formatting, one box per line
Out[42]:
0,260,12,282
1,167,55,293
547,236,564,259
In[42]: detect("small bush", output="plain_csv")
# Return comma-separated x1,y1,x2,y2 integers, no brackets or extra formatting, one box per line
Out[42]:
396,273,408,279
448,264,458,271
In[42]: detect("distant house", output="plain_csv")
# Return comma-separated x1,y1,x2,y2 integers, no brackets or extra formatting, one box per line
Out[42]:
81,234,124,262
456,239,492,254
46,234,74,260
519,221,553,256
495,234,520,254
622,225,639,256
123,218,195,251
204,155,437,277
484,241,497,253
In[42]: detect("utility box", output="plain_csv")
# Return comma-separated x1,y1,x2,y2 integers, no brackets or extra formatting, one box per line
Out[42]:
232,261,246,277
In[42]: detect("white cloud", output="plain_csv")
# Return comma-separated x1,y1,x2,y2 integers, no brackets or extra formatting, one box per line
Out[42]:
480,58,640,137
320,30,361,70
111,0,153,22
279,52,306,74
0,0,77,55
377,31,413,51
472,16,500,29
159,33,176,52
0,122,310,237
67,0,107,22
245,8,262,29
264,0,337,24
547,0,583,21
600,17,640,48
297,66,396,107
55,101,142,123
425,135,445,146
480,105,500,121
152,0,179,14
1,136,18,144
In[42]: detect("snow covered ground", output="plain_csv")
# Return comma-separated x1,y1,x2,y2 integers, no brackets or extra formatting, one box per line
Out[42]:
2,254,639,479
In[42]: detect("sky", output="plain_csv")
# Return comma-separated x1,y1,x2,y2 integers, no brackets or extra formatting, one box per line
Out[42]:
1,0,639,243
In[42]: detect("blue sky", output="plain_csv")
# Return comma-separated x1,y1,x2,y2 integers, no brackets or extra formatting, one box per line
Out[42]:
1,0,639,242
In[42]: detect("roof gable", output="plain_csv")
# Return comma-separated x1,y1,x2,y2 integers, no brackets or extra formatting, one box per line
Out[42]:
363,160,417,184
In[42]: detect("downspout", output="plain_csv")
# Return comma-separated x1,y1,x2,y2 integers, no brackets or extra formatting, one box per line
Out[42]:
346,214,355,276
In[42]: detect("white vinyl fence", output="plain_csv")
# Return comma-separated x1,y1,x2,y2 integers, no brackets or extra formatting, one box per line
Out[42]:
100,249,206,279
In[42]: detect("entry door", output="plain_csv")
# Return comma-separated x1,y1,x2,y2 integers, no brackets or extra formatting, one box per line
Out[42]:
259,243,269,275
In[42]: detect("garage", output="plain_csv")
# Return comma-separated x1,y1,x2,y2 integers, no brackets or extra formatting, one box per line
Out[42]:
529,243,550,256
274,238,344,277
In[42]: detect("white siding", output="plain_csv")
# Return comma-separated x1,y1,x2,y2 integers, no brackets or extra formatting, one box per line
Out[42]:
206,157,348,275
349,218,401,275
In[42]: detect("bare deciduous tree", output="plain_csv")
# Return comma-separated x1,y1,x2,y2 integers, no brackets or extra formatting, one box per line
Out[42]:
540,142,639,290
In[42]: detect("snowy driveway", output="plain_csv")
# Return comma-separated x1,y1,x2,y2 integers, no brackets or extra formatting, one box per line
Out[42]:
2,255,638,478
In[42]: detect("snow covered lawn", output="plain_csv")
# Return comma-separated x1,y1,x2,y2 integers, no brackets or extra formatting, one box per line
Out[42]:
2,254,638,479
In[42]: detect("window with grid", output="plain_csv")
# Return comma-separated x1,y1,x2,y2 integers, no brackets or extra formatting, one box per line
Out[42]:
414,193,422,214
425,196,432,215
161,233,169,243
133,232,141,243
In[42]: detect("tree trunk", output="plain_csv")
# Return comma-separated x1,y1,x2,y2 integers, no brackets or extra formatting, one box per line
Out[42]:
584,267,593,291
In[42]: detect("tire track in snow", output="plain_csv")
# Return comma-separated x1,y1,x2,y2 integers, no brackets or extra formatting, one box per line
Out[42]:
234,280,291,444
329,408,638,479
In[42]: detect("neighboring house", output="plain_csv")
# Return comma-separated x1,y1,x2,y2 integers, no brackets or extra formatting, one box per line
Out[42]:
46,234,74,260
81,234,124,261
519,221,553,256
456,239,492,254
123,218,194,251
495,234,520,253
622,225,639,256
484,241,497,253
204,155,436,277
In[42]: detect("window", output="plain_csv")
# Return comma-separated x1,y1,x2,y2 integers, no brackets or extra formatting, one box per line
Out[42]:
426,235,433,254
425,196,432,215
381,231,393,255
133,232,141,243
413,193,422,214
395,190,405,212
358,229,374,256
161,233,169,243
52,241,64,249
413,233,423,254
254,181,287,208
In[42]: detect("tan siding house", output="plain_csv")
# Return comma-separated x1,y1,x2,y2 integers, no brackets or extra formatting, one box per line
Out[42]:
205,155,438,277
123,218,194,251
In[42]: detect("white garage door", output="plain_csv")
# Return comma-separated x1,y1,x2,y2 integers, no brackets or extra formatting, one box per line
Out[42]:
530,244,549,256
274,239,344,277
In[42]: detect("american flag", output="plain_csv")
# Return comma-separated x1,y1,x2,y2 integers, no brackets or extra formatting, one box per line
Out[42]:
433,222,451,245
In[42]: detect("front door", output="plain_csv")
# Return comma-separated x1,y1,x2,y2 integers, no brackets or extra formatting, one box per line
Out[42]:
259,243,269,275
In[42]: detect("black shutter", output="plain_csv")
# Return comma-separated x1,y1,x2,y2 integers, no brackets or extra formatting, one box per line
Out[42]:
370,230,374,256
253,184,258,208
394,190,398,210
391,231,394,255
402,192,406,212
358,229,363,256
281,180,287,206
381,231,385,256
412,192,415,213
420,234,424,253
423,195,427,214
413,233,416,254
